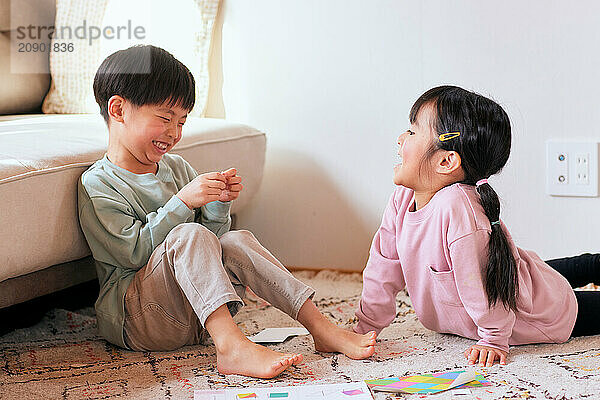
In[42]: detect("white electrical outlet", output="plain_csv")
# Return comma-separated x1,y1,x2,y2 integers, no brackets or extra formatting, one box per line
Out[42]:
546,141,599,197
576,153,590,184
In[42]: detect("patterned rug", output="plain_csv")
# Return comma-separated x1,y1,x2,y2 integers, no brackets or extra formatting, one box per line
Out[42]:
1,271,599,400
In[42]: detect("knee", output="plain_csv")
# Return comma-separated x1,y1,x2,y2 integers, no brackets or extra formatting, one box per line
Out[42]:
220,229,257,249
167,223,219,247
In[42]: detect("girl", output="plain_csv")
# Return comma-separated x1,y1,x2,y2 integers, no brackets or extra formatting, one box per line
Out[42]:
354,85,600,367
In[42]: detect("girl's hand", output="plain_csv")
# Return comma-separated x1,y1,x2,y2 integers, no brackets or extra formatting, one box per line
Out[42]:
218,168,243,202
464,344,507,367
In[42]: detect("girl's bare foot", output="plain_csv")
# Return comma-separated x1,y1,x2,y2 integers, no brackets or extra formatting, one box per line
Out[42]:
216,337,303,378
297,299,377,360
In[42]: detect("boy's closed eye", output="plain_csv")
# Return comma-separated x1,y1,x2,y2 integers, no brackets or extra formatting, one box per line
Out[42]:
157,115,186,127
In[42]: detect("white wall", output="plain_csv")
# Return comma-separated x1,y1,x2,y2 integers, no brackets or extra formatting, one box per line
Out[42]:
218,0,600,271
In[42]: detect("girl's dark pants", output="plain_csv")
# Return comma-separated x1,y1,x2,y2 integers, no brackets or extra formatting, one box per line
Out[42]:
545,253,600,337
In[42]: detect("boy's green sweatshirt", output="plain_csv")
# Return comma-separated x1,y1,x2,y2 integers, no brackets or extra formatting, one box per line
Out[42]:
78,153,231,348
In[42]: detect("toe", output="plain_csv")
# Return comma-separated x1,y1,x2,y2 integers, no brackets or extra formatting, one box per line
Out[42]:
362,336,376,346
363,345,375,358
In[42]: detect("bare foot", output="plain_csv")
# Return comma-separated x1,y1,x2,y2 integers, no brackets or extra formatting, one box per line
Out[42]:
216,337,303,378
313,326,377,360
297,299,377,360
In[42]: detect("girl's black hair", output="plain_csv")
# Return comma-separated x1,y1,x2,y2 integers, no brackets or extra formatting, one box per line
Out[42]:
410,85,518,312
93,45,195,124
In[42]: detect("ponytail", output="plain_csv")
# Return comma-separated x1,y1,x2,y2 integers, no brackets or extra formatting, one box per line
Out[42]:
476,182,519,312
411,85,517,312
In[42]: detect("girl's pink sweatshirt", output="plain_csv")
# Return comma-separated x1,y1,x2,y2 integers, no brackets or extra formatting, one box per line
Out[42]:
354,183,577,352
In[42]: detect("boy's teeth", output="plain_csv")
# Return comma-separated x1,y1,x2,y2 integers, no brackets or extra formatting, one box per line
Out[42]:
154,141,167,150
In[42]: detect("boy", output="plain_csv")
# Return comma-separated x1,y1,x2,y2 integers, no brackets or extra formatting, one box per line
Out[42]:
78,45,376,379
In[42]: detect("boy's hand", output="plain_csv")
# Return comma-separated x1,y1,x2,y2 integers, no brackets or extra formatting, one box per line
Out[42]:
218,168,243,202
464,344,507,367
176,168,243,209
176,172,228,209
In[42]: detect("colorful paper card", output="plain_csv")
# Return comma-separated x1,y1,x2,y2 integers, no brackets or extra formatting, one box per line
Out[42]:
195,382,373,400
365,370,491,394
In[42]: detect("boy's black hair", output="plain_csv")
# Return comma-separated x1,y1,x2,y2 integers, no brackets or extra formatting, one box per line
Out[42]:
410,85,519,313
93,45,195,124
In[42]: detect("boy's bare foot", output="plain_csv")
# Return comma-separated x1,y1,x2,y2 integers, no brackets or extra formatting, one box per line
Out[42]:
313,327,376,360
204,304,302,379
216,337,303,378
297,299,377,360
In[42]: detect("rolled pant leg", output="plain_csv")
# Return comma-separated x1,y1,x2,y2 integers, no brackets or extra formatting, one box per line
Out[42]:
124,223,244,351
219,230,315,319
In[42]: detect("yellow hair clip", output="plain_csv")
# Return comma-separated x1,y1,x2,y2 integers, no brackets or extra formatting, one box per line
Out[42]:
439,132,461,141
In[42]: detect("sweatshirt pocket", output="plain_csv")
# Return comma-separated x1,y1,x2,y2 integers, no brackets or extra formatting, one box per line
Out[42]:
428,265,463,307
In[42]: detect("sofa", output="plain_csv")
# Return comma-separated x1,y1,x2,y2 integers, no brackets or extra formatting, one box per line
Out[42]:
0,1,267,308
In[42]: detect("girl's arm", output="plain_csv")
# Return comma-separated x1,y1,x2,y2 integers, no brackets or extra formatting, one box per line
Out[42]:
449,230,516,353
355,191,406,335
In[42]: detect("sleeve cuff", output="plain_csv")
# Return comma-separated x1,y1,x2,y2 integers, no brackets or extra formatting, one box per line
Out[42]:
165,195,195,220
476,339,509,353
204,200,231,219
353,321,382,335
354,302,385,335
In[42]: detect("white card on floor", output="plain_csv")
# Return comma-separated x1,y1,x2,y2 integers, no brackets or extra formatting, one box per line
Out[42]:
247,327,309,343
451,388,474,399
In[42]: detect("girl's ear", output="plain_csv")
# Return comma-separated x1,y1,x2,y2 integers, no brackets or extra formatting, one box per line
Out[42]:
107,95,126,124
436,150,462,175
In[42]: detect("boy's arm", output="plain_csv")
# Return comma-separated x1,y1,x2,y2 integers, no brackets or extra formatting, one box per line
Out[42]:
79,183,193,270
196,201,232,237
354,191,405,335
182,160,232,237
449,230,516,353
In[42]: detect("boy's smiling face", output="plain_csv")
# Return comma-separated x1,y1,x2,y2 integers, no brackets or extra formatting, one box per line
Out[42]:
106,96,188,174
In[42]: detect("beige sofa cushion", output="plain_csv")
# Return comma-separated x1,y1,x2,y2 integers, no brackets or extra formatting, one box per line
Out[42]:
0,0,55,114
0,32,51,114
0,0,56,31
0,0,9,31
0,114,266,283
42,0,219,116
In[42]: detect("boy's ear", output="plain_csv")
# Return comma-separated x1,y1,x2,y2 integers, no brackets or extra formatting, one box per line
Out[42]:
107,95,126,123
436,150,462,175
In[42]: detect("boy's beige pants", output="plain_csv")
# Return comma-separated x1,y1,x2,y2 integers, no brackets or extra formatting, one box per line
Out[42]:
123,223,315,351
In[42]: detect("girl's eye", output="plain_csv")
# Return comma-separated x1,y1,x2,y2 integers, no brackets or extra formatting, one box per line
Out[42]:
407,130,415,135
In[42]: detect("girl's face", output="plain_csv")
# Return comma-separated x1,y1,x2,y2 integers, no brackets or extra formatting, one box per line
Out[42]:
393,103,437,189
